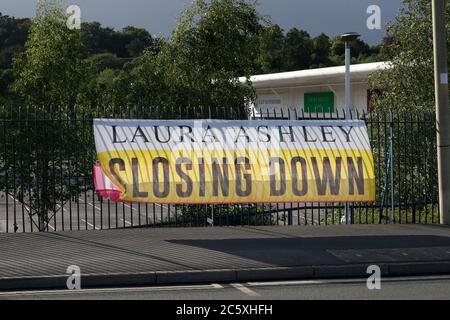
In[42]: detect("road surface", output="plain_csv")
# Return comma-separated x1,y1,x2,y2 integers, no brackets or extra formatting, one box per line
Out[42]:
0,191,326,232
2,276,450,300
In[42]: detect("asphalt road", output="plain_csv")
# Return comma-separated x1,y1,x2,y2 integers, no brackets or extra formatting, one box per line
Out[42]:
0,191,324,233
0,191,178,232
2,276,450,300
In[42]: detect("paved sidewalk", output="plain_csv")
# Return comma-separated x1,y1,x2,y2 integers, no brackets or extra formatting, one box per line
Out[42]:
2,224,450,290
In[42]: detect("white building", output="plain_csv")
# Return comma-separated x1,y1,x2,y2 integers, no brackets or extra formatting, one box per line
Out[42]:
241,61,390,119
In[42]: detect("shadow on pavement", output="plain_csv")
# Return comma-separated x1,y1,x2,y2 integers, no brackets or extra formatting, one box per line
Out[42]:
168,235,450,266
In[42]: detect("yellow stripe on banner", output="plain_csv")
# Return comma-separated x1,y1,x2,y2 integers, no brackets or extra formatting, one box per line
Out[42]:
97,148,375,204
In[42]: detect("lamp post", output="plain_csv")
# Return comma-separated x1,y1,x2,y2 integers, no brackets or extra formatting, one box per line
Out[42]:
340,32,360,119
340,32,360,225
432,0,450,225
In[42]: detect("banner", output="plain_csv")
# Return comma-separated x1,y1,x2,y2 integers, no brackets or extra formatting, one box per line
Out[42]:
93,163,122,202
94,119,375,204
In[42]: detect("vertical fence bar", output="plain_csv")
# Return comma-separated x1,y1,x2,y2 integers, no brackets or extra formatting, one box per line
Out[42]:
410,112,416,223
12,136,17,232
18,107,25,232
395,112,401,224
3,106,9,233
67,107,73,231
384,111,390,223
389,111,395,223
403,112,409,224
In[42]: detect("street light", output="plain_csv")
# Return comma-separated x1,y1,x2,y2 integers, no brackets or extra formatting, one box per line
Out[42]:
340,32,360,225
340,32,360,119
432,0,450,225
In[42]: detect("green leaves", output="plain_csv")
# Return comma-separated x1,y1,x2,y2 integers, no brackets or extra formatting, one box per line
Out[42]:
256,24,380,74
11,0,88,109
88,0,261,115
80,22,156,58
369,0,450,111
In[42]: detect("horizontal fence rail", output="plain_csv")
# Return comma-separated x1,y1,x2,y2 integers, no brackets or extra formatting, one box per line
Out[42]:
0,105,439,233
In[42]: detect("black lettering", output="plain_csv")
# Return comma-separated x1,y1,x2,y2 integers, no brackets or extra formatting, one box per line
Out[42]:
176,158,193,197
348,157,365,195
339,126,354,143
212,158,229,197
109,158,126,190
202,126,218,143
112,126,127,143
257,126,271,142
291,157,308,196
321,126,336,142
302,126,317,142
179,126,194,142
279,126,295,143
312,157,342,195
131,126,149,143
235,157,252,197
198,158,206,197
152,157,170,198
235,126,251,143
132,158,148,198
270,157,286,196
154,126,171,143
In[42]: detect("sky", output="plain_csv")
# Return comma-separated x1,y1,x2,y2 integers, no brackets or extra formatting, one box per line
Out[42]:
1,0,404,45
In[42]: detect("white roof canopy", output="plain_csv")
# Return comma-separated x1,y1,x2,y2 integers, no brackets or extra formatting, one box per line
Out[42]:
240,62,391,89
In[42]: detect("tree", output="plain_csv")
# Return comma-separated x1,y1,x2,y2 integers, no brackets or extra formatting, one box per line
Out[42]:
0,13,31,101
311,33,331,68
365,0,449,220
122,26,155,58
81,22,156,58
1,0,92,231
0,13,31,69
120,0,261,114
330,36,380,66
12,1,88,107
85,53,125,72
283,28,313,71
0,69,13,104
80,22,117,56
256,24,286,73
369,0,450,111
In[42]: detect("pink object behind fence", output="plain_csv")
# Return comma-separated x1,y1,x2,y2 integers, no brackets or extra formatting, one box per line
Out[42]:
93,163,122,202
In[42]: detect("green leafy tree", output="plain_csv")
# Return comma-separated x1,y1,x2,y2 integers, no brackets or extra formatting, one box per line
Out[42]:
1,0,92,231
121,26,155,58
81,22,156,58
256,24,286,73
366,0,448,221
12,1,88,107
369,0,450,111
118,0,261,114
0,13,31,101
0,69,14,104
81,22,117,56
311,33,331,68
284,28,313,71
330,36,380,66
0,13,31,69
85,53,125,72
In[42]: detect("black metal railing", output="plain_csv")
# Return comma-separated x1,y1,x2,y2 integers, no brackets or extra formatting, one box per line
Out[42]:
0,105,439,232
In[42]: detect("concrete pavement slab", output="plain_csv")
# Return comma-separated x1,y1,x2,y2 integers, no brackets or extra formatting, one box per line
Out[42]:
1,225,450,290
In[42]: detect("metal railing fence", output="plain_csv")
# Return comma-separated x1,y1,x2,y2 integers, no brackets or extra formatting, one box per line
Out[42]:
0,105,439,232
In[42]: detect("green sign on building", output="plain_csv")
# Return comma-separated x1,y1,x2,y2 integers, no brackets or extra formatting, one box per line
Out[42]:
304,92,335,113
